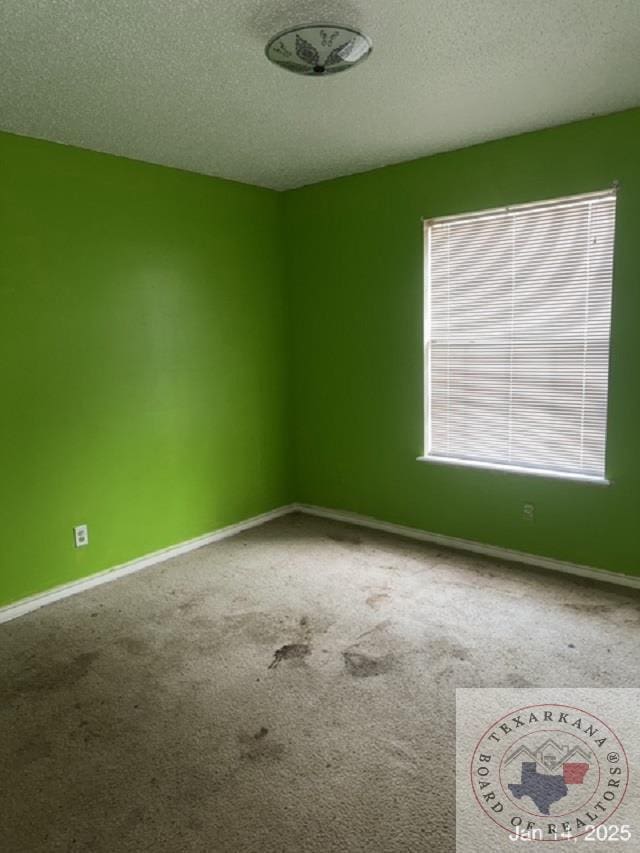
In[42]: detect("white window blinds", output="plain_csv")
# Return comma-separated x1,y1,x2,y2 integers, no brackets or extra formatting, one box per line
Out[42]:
424,190,616,480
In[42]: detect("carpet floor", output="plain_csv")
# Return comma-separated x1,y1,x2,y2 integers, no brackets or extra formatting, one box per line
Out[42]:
1,512,639,852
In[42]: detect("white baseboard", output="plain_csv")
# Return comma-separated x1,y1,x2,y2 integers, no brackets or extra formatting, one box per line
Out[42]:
296,503,640,592
0,504,296,625
2,500,638,626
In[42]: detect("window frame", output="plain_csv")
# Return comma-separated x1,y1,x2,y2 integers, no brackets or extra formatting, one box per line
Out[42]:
418,189,616,485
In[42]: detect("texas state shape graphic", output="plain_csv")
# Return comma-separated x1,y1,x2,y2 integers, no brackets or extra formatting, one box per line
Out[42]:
508,762,588,815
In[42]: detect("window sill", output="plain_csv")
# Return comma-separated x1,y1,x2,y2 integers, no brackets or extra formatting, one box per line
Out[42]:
416,455,611,485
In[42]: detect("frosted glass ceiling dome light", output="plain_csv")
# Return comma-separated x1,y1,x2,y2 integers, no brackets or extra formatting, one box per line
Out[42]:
265,24,372,76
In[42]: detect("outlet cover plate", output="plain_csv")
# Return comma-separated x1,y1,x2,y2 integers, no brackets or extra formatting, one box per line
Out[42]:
74,524,89,547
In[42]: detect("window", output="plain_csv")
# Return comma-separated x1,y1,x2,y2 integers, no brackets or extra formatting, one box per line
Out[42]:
423,189,616,481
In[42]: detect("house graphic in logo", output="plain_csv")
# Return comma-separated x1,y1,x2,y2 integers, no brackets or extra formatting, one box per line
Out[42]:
505,739,592,775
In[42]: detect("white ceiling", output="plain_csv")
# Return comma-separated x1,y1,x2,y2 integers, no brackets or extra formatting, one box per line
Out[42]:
2,0,640,190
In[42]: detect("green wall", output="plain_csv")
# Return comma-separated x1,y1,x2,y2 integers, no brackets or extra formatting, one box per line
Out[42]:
2,109,639,608
0,132,290,606
284,109,640,577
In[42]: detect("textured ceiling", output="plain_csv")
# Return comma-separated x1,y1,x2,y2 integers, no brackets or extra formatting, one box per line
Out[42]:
2,0,640,190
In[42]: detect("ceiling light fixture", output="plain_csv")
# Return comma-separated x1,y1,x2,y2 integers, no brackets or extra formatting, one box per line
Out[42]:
265,24,372,76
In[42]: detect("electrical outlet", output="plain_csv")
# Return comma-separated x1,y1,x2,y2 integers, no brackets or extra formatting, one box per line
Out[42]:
74,524,89,548
522,503,535,522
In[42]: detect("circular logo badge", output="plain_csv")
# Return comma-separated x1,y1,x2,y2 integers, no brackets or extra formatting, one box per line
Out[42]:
470,704,629,841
